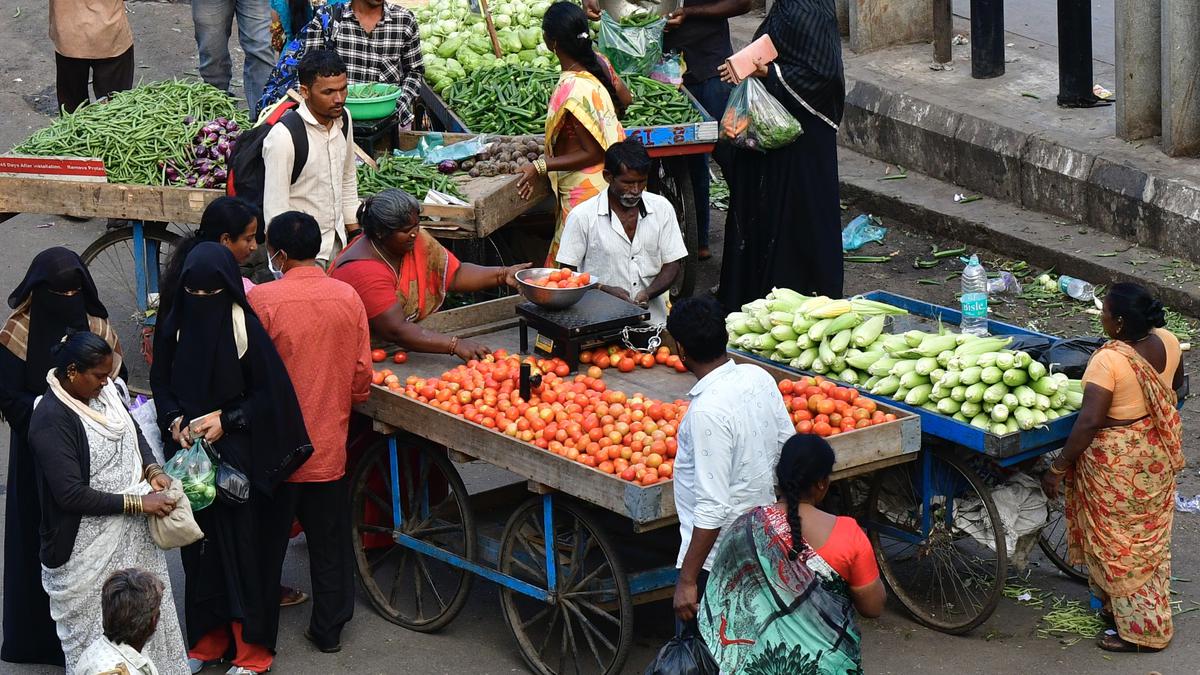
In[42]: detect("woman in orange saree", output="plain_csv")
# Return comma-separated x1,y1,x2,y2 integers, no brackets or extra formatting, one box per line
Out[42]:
1042,283,1184,653
515,2,628,265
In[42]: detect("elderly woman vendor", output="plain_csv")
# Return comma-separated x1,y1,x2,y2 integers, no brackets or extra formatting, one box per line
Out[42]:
330,189,529,360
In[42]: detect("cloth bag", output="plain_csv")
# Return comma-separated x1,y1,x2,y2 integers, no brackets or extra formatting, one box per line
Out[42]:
148,478,204,549
720,77,802,152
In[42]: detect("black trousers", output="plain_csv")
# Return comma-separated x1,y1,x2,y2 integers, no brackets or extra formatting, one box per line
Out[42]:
267,478,355,647
54,47,135,113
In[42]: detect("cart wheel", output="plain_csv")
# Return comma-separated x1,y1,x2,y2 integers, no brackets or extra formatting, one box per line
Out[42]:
81,223,182,376
350,439,476,632
498,497,633,675
866,448,1007,634
655,157,698,300
1036,451,1088,582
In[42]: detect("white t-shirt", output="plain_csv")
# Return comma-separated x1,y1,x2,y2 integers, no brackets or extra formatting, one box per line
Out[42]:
673,360,793,571
554,191,689,324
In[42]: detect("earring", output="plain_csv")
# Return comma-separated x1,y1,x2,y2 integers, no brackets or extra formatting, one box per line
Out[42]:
68,373,76,382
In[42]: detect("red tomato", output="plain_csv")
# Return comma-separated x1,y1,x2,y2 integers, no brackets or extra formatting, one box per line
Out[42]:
371,349,387,363
393,351,408,364
618,357,636,373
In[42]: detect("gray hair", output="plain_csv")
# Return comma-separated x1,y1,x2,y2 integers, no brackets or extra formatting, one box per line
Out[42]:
101,568,164,647
358,188,421,241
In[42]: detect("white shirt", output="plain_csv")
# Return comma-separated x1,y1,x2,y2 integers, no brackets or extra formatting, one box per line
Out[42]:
262,101,360,263
554,191,688,325
673,360,793,571
74,636,158,675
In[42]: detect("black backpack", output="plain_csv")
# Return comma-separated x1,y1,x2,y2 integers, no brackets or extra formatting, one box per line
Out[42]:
226,100,349,208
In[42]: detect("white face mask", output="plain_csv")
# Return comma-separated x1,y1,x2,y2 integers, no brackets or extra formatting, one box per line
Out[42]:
266,250,285,280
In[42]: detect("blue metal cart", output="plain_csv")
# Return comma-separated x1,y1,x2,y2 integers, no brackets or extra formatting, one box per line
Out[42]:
350,296,920,674
734,290,1187,635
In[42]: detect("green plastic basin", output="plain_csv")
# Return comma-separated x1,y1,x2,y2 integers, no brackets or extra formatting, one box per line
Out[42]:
345,83,403,120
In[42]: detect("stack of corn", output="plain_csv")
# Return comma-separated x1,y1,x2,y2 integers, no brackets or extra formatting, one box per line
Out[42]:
725,290,907,383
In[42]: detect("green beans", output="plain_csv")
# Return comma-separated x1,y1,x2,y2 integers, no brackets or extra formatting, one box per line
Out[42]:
357,156,465,200
441,66,704,136
618,12,664,28
13,80,248,186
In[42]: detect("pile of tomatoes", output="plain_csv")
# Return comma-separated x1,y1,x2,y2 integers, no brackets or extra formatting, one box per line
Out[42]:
779,376,897,438
580,345,687,374
527,268,592,289
383,351,683,486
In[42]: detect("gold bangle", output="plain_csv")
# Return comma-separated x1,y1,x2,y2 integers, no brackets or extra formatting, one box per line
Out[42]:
448,335,460,356
144,464,164,481
534,158,547,176
1048,462,1068,476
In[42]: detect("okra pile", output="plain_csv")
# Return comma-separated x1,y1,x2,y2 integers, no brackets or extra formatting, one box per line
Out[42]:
442,66,703,136
357,155,465,200
13,80,248,186
727,289,1084,435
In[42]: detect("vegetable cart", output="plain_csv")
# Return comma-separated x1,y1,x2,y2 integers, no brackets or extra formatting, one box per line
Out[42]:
733,290,1189,635
349,295,919,674
419,84,718,298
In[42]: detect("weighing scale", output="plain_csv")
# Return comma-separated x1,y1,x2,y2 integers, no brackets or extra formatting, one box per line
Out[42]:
517,289,652,371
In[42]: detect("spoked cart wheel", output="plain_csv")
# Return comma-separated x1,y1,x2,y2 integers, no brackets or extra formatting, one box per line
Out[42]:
653,157,699,301
866,448,1007,634
1036,450,1088,582
498,496,634,675
350,437,477,632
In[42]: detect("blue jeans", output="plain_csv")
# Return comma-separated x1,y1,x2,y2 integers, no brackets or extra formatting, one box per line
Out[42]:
193,0,275,115
685,77,734,249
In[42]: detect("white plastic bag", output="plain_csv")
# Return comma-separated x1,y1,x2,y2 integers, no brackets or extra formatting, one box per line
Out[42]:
129,398,164,465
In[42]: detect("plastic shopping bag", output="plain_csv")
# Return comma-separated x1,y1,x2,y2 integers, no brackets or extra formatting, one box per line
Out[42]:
128,397,164,465
650,52,686,87
164,439,217,512
720,77,803,152
597,11,666,77
841,214,888,251
643,627,719,675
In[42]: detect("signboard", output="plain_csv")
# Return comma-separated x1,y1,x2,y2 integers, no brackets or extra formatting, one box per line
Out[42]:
0,155,107,182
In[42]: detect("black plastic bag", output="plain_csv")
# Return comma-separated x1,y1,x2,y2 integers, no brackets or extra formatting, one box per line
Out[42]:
1002,335,1053,362
1044,336,1106,379
643,627,718,675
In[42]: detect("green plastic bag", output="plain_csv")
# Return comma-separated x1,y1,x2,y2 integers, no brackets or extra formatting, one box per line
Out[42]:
164,439,217,512
597,10,665,77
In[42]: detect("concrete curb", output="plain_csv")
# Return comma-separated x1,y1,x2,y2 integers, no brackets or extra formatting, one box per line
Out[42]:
838,148,1200,318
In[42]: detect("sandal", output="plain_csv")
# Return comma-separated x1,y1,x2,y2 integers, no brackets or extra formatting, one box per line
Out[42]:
698,246,712,261
1096,633,1163,653
280,586,308,607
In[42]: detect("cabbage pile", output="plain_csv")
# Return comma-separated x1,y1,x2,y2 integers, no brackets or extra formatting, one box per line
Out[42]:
418,0,558,93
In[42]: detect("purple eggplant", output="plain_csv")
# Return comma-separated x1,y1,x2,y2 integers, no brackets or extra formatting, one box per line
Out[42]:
437,159,459,175
184,115,196,126
213,167,228,182
216,139,231,155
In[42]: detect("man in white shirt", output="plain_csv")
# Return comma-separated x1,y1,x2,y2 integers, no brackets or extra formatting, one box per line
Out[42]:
555,139,689,324
667,296,793,626
74,568,164,675
263,49,361,265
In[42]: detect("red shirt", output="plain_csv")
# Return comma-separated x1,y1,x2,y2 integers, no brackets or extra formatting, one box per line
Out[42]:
248,266,373,482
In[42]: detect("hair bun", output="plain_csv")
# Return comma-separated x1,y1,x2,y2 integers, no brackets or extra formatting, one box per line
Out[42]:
1145,299,1167,328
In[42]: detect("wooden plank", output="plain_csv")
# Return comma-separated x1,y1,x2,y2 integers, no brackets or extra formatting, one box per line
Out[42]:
0,176,219,223
419,295,522,334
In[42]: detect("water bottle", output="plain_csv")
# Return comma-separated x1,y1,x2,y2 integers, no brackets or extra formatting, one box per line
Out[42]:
960,255,989,336
1059,275,1095,301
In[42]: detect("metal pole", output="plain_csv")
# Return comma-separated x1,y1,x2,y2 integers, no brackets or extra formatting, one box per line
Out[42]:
970,0,1005,79
1057,0,1099,106
933,0,953,64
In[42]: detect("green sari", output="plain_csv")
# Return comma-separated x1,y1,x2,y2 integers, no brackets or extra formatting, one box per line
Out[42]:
698,506,863,674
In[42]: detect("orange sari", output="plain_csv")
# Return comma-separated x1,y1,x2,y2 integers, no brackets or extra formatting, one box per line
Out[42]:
1065,340,1184,649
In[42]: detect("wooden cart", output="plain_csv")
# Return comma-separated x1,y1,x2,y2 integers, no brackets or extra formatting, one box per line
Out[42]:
349,296,920,674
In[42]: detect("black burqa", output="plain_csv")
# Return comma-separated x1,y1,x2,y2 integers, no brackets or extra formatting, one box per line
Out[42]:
1,248,107,665
150,242,311,650
718,0,846,311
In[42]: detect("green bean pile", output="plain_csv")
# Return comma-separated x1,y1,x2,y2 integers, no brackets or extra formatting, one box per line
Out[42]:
357,156,465,200
618,12,665,28
13,80,248,186
442,65,704,135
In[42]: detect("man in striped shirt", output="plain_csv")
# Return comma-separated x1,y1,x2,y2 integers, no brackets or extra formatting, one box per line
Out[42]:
301,0,425,128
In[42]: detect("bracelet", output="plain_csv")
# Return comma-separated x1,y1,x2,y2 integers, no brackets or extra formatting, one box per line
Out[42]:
448,335,460,356
534,158,547,176
1048,462,1068,476
144,464,165,482
123,494,143,515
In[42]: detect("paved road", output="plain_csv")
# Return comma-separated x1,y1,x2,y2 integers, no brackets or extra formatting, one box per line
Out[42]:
952,0,1116,65
1,2,1196,674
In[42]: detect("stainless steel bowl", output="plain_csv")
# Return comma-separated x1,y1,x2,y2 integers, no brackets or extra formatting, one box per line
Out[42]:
515,268,598,310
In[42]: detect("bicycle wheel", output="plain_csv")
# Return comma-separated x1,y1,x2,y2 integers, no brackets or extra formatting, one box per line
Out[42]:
350,438,476,632
499,496,634,675
1036,451,1088,582
866,448,1007,634
653,158,698,300
81,224,181,380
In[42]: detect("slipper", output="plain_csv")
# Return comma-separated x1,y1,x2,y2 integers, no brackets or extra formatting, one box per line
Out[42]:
698,246,712,261
1096,633,1163,653
280,586,308,607
304,629,342,654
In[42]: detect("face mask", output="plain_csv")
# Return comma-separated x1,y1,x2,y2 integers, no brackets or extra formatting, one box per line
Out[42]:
618,192,642,208
266,250,285,280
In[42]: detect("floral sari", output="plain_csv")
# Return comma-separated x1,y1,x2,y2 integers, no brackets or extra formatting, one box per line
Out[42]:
1065,340,1184,649
543,70,624,265
699,506,863,674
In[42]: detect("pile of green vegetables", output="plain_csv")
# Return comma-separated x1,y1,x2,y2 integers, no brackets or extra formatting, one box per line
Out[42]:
443,66,703,135
419,0,558,91
357,155,465,200
728,289,1085,434
618,12,665,28
13,80,247,185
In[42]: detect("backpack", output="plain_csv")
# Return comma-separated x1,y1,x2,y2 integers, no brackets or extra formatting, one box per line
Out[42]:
225,100,348,208
258,3,342,114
